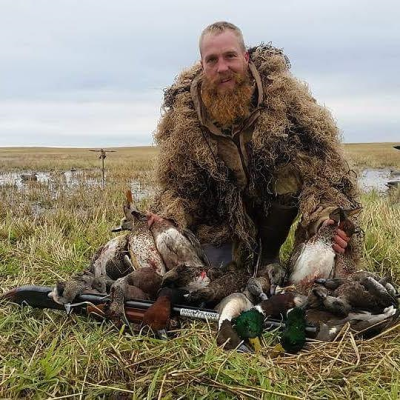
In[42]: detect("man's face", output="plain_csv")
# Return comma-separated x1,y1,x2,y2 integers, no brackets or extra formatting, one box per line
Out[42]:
200,30,249,92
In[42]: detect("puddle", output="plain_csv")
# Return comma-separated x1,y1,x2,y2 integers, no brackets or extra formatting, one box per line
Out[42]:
0,170,155,201
1,168,397,196
130,179,155,201
358,168,400,192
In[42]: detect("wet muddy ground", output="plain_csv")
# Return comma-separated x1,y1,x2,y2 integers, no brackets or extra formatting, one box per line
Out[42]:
1,168,398,195
0,169,153,200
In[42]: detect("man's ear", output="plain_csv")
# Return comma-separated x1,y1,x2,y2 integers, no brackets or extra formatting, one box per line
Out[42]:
244,51,249,63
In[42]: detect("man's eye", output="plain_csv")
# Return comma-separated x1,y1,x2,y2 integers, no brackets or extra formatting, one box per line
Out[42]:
207,58,217,64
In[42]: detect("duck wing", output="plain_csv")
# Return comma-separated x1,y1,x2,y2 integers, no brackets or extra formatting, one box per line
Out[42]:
181,228,210,267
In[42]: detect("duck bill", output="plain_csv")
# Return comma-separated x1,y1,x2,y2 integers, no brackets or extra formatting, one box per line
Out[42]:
248,337,262,353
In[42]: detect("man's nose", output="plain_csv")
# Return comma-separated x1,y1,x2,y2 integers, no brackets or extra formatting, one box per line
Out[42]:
216,59,229,73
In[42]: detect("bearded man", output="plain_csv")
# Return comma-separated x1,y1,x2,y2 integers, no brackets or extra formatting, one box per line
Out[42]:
152,21,361,277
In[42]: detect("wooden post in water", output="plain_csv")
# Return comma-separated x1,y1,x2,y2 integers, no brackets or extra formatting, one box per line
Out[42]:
89,148,116,189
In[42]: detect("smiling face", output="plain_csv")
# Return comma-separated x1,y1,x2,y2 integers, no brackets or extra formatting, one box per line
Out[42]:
200,30,249,93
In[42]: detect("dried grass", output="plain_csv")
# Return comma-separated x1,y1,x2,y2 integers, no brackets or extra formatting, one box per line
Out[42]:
0,145,399,399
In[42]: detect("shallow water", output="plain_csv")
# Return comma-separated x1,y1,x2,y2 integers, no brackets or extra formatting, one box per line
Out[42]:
0,168,398,195
358,168,399,192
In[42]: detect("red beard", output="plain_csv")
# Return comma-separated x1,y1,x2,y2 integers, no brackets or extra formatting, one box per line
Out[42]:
201,71,253,128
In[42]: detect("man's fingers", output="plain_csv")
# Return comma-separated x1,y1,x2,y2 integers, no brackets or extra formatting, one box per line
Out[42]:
336,228,351,242
334,234,348,248
332,243,346,254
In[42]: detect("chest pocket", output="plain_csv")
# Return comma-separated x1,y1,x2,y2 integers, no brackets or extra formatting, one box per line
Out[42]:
216,138,248,190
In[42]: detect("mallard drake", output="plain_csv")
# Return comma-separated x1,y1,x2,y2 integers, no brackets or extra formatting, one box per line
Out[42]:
216,291,307,352
146,212,208,270
287,207,360,293
232,294,308,353
278,307,307,354
215,293,254,352
311,271,398,316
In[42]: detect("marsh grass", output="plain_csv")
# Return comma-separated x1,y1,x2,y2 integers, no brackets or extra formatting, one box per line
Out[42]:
0,144,399,399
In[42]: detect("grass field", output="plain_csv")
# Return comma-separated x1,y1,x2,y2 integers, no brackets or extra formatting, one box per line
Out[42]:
0,144,399,399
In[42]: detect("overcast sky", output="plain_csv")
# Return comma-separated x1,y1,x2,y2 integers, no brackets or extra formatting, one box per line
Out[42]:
0,0,399,147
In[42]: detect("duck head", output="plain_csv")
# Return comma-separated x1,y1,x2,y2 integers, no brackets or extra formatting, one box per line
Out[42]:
112,190,147,232
279,307,307,354
232,308,265,352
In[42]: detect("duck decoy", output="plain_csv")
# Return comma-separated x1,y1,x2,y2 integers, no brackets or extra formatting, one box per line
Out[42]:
20,172,38,181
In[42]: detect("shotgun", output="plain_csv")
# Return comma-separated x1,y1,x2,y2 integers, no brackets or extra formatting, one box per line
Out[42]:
1,285,317,332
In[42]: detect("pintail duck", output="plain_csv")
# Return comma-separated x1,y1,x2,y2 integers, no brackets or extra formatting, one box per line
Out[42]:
287,207,361,293
112,191,166,275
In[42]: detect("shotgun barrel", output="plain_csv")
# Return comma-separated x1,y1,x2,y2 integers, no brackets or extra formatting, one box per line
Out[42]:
1,285,317,332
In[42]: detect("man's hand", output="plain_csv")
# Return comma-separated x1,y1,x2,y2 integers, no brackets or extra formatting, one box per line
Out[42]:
321,219,351,254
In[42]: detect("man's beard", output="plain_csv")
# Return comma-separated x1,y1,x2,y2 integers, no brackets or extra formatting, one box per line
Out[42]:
201,71,253,128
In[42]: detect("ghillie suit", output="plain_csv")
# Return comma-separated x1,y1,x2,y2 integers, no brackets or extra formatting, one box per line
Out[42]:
153,43,362,273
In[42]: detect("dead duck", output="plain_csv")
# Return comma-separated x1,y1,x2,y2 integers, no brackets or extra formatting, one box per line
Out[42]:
105,267,163,323
216,289,307,353
186,262,250,306
141,287,187,339
113,191,166,276
256,263,286,296
50,191,166,306
310,271,398,317
146,212,209,271
287,207,361,293
306,306,399,341
49,234,131,305
232,296,308,354
215,292,255,352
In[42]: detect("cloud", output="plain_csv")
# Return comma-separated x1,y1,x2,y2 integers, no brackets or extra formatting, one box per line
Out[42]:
0,0,399,145
0,96,162,146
